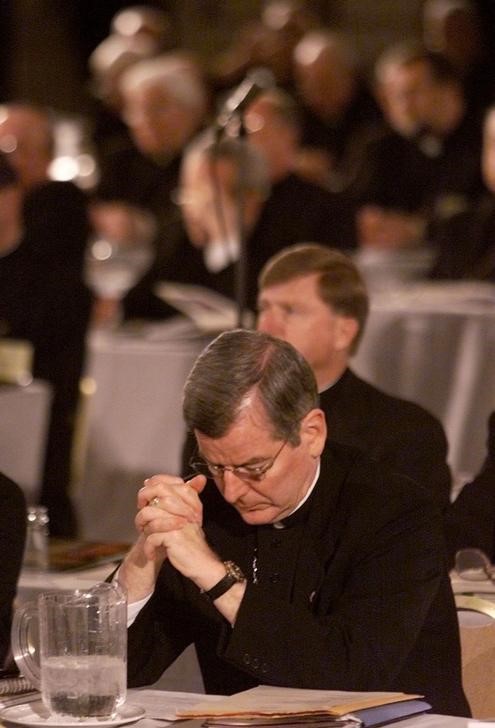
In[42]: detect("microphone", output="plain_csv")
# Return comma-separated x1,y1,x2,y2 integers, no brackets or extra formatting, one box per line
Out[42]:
215,68,275,129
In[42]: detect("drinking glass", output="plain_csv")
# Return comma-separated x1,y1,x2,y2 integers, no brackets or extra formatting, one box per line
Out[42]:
455,548,495,582
85,237,153,300
85,236,153,327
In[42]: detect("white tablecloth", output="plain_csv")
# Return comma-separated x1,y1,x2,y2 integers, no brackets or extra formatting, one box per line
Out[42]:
74,319,211,542
352,282,495,478
17,563,113,604
0,380,52,502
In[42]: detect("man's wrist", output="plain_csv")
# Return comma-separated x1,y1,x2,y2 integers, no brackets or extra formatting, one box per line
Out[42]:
118,538,164,602
203,561,246,601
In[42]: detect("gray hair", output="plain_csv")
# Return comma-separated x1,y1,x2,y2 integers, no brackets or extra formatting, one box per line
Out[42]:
183,329,318,445
119,53,207,113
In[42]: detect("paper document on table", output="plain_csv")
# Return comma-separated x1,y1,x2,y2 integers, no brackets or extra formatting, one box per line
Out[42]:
45,539,130,571
127,688,227,721
176,685,423,720
155,282,254,333
0,675,39,709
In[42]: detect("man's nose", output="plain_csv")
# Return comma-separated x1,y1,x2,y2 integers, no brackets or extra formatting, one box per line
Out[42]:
220,470,249,504
257,310,284,337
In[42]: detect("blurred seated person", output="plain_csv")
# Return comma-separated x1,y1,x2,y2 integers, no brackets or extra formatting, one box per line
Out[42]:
445,412,495,564
0,472,26,669
0,103,54,191
123,129,354,320
244,87,307,183
429,104,495,280
255,244,452,510
207,0,319,94
93,52,210,262
354,42,483,250
88,33,157,159
0,154,92,537
243,88,355,243
123,133,270,319
89,5,175,159
292,29,382,191
422,0,495,114
119,329,468,716
0,102,91,281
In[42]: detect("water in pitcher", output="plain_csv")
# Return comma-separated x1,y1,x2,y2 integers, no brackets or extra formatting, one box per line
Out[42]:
41,654,126,719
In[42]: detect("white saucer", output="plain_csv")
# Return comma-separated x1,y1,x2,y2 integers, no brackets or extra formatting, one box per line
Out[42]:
0,701,145,727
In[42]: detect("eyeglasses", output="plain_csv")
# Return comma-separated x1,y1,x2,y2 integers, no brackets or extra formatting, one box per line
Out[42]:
189,440,287,482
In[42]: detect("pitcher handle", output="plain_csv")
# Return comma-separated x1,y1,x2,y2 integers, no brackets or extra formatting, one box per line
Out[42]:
11,602,41,689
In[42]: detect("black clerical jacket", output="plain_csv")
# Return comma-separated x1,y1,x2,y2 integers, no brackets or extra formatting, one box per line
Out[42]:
127,442,469,717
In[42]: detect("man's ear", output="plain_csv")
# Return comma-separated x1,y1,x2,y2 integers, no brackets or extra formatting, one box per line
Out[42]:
300,408,327,458
334,315,359,352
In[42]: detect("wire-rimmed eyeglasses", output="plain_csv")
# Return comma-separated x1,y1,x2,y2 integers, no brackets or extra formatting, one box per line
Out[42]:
189,440,287,482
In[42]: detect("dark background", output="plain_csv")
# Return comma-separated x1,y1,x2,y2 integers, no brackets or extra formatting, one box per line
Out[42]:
0,1,494,114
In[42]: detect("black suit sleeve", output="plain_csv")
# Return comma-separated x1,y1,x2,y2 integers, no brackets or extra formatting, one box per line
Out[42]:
380,409,452,513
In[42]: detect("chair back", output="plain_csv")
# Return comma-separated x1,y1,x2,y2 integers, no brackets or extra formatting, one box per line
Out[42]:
456,594,495,718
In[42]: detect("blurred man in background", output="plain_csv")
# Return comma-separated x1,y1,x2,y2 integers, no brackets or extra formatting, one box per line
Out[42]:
354,43,482,249
292,29,381,191
93,52,210,258
257,243,452,510
0,153,91,537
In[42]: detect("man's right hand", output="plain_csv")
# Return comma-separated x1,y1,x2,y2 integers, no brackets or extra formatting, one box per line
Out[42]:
117,473,206,603
136,473,206,558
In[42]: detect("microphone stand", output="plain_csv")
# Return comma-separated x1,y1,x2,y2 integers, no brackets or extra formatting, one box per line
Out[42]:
213,113,250,329
234,115,248,329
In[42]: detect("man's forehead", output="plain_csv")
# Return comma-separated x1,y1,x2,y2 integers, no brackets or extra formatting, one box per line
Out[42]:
195,398,275,447
259,272,321,300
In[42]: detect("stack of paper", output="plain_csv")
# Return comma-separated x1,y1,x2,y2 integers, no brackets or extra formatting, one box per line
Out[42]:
0,675,39,709
176,686,431,727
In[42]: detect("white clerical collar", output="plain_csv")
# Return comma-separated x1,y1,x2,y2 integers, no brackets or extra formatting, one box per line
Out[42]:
273,459,321,529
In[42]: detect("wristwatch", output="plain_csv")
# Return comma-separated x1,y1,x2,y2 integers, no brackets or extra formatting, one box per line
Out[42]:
205,561,246,601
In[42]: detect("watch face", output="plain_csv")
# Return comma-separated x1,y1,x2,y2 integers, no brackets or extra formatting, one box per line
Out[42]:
224,560,245,581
